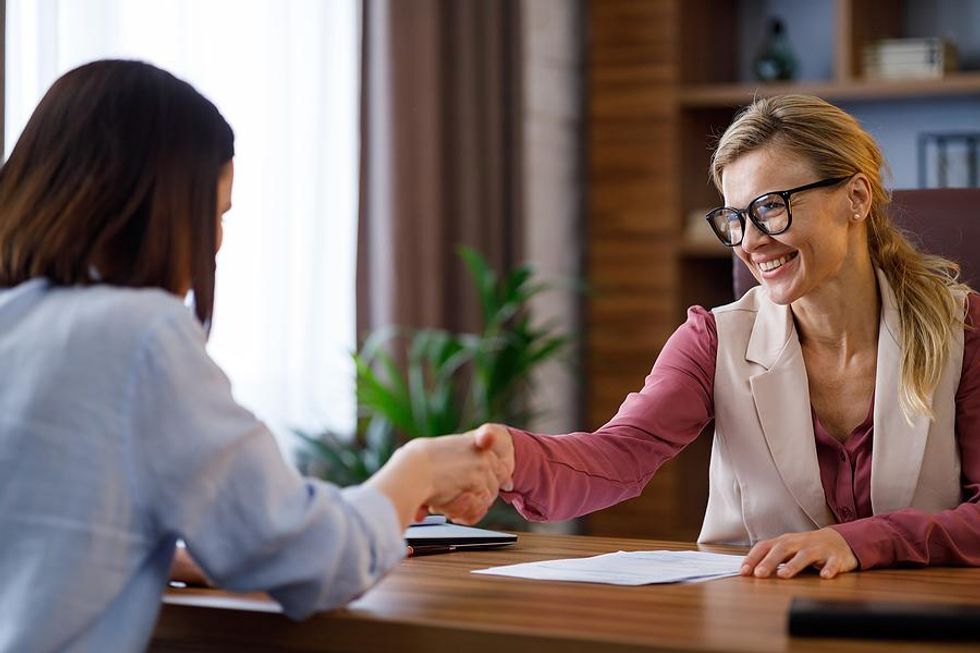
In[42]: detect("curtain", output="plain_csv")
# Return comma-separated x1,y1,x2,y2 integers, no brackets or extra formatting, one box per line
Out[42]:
4,0,360,439
357,0,524,337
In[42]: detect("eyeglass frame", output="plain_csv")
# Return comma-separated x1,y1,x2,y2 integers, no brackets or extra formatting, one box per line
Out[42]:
704,175,853,247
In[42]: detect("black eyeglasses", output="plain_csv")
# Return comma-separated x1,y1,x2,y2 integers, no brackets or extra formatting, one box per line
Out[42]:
704,176,852,247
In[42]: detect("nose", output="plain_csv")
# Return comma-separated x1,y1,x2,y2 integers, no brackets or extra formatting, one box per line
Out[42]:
739,216,771,253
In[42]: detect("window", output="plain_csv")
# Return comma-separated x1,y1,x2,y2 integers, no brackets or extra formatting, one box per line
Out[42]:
5,0,360,439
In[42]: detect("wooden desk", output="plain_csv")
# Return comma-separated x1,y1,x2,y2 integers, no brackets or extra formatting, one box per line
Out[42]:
152,533,980,653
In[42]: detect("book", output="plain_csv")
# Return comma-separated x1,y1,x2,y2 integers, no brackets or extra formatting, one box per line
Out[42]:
862,37,957,80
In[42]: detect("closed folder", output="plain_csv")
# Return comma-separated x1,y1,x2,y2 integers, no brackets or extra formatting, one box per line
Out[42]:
788,596,980,641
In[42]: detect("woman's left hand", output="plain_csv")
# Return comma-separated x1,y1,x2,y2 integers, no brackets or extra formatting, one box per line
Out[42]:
740,527,859,579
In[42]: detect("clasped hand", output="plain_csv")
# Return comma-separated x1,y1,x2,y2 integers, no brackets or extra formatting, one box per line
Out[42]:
408,424,516,525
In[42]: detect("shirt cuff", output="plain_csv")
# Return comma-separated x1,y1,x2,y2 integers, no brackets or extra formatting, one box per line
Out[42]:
340,484,406,578
829,518,897,570
505,426,538,494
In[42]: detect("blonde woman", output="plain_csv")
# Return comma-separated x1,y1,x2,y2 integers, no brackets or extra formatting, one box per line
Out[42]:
476,94,979,578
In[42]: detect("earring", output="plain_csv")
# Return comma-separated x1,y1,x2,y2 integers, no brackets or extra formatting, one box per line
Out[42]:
852,213,861,221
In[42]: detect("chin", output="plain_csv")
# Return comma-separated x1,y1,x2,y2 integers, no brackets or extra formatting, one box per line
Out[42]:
761,281,800,306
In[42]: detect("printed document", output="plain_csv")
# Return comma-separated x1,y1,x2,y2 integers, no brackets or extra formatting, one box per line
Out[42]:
472,550,744,585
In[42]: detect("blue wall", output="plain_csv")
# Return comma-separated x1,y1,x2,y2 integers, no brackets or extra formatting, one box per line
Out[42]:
737,0,980,189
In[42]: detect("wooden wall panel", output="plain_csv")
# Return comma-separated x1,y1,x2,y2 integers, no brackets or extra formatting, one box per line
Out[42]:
584,0,706,539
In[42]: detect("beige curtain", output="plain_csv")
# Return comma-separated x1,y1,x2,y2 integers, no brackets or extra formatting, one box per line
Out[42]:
357,0,524,337
1,0,6,157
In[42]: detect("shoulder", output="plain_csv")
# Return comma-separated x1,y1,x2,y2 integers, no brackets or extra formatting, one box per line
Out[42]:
61,284,199,341
32,284,205,366
0,282,207,398
712,286,766,317
669,305,717,345
657,305,718,374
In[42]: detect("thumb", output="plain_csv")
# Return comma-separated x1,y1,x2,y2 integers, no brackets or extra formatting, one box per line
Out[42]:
473,425,496,450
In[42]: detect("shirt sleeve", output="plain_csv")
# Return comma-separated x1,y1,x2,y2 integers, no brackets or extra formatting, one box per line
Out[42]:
831,292,980,569
500,306,717,521
127,307,405,620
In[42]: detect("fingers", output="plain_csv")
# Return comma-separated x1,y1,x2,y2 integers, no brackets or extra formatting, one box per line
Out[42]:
741,536,803,578
754,539,798,577
487,445,512,492
740,540,773,576
777,549,820,578
740,529,859,580
431,491,493,525
819,558,840,579
421,429,512,519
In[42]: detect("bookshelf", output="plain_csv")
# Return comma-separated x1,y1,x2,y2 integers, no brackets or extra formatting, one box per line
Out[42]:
584,0,980,541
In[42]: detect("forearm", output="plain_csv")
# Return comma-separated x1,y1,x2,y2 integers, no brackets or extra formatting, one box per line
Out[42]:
831,501,980,569
499,307,716,522
501,420,698,521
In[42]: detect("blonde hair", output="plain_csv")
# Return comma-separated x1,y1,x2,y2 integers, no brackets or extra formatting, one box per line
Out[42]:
710,94,971,421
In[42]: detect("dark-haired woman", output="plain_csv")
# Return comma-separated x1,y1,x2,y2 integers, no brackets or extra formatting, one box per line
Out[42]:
0,60,510,653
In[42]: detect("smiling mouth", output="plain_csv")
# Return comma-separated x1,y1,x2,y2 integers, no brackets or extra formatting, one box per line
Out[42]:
757,252,798,273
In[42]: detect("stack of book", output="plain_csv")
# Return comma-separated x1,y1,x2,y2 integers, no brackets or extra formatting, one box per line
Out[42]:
863,38,958,80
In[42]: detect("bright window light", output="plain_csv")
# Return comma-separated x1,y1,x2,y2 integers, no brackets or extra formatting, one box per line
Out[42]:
5,0,360,440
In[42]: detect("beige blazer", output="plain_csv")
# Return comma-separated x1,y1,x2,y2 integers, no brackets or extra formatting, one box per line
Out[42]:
699,269,963,545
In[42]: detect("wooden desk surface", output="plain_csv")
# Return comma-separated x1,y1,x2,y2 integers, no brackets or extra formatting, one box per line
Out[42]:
152,532,980,653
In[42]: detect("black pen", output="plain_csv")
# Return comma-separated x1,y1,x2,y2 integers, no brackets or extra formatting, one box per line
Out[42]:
406,544,458,557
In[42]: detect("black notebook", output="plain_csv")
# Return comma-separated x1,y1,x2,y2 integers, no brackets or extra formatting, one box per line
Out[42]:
788,596,980,641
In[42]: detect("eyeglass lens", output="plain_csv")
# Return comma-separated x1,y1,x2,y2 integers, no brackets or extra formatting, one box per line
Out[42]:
708,193,789,245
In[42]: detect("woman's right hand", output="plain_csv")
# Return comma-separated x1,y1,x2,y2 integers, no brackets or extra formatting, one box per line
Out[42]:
366,425,513,529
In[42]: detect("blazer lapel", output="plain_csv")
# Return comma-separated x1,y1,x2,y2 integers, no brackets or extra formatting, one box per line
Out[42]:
747,300,835,529
870,270,932,514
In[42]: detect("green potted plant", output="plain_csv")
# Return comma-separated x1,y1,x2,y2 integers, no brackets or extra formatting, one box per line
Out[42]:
295,246,572,528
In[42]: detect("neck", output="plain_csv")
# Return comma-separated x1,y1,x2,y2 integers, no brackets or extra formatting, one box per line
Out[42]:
791,257,880,358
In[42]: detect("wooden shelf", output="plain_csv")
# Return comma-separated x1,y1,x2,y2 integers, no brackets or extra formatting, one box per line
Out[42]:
679,71,980,108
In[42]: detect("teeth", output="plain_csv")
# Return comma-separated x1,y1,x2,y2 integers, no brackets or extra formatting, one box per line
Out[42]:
759,254,793,272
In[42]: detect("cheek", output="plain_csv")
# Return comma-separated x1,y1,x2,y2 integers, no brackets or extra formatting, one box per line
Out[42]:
735,248,753,271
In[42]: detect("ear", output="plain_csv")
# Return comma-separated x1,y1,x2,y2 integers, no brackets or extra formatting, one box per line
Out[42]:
846,173,873,222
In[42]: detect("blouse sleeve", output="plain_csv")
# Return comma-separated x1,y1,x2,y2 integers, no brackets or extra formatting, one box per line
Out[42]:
830,293,980,569
500,306,717,521
127,307,406,619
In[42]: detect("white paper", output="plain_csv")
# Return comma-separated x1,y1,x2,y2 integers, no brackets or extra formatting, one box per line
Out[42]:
472,550,744,586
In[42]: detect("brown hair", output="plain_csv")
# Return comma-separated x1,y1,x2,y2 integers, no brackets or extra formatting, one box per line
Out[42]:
711,94,971,420
0,59,234,327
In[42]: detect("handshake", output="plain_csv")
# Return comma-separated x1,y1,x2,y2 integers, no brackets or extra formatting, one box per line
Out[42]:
366,424,517,529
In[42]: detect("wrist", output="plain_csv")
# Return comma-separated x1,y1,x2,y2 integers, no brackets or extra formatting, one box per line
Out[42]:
366,440,434,530
398,439,435,499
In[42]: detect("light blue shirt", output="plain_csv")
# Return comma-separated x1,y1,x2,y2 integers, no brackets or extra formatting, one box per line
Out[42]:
0,279,405,652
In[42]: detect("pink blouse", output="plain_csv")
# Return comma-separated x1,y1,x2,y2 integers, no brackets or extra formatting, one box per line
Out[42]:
501,295,980,570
